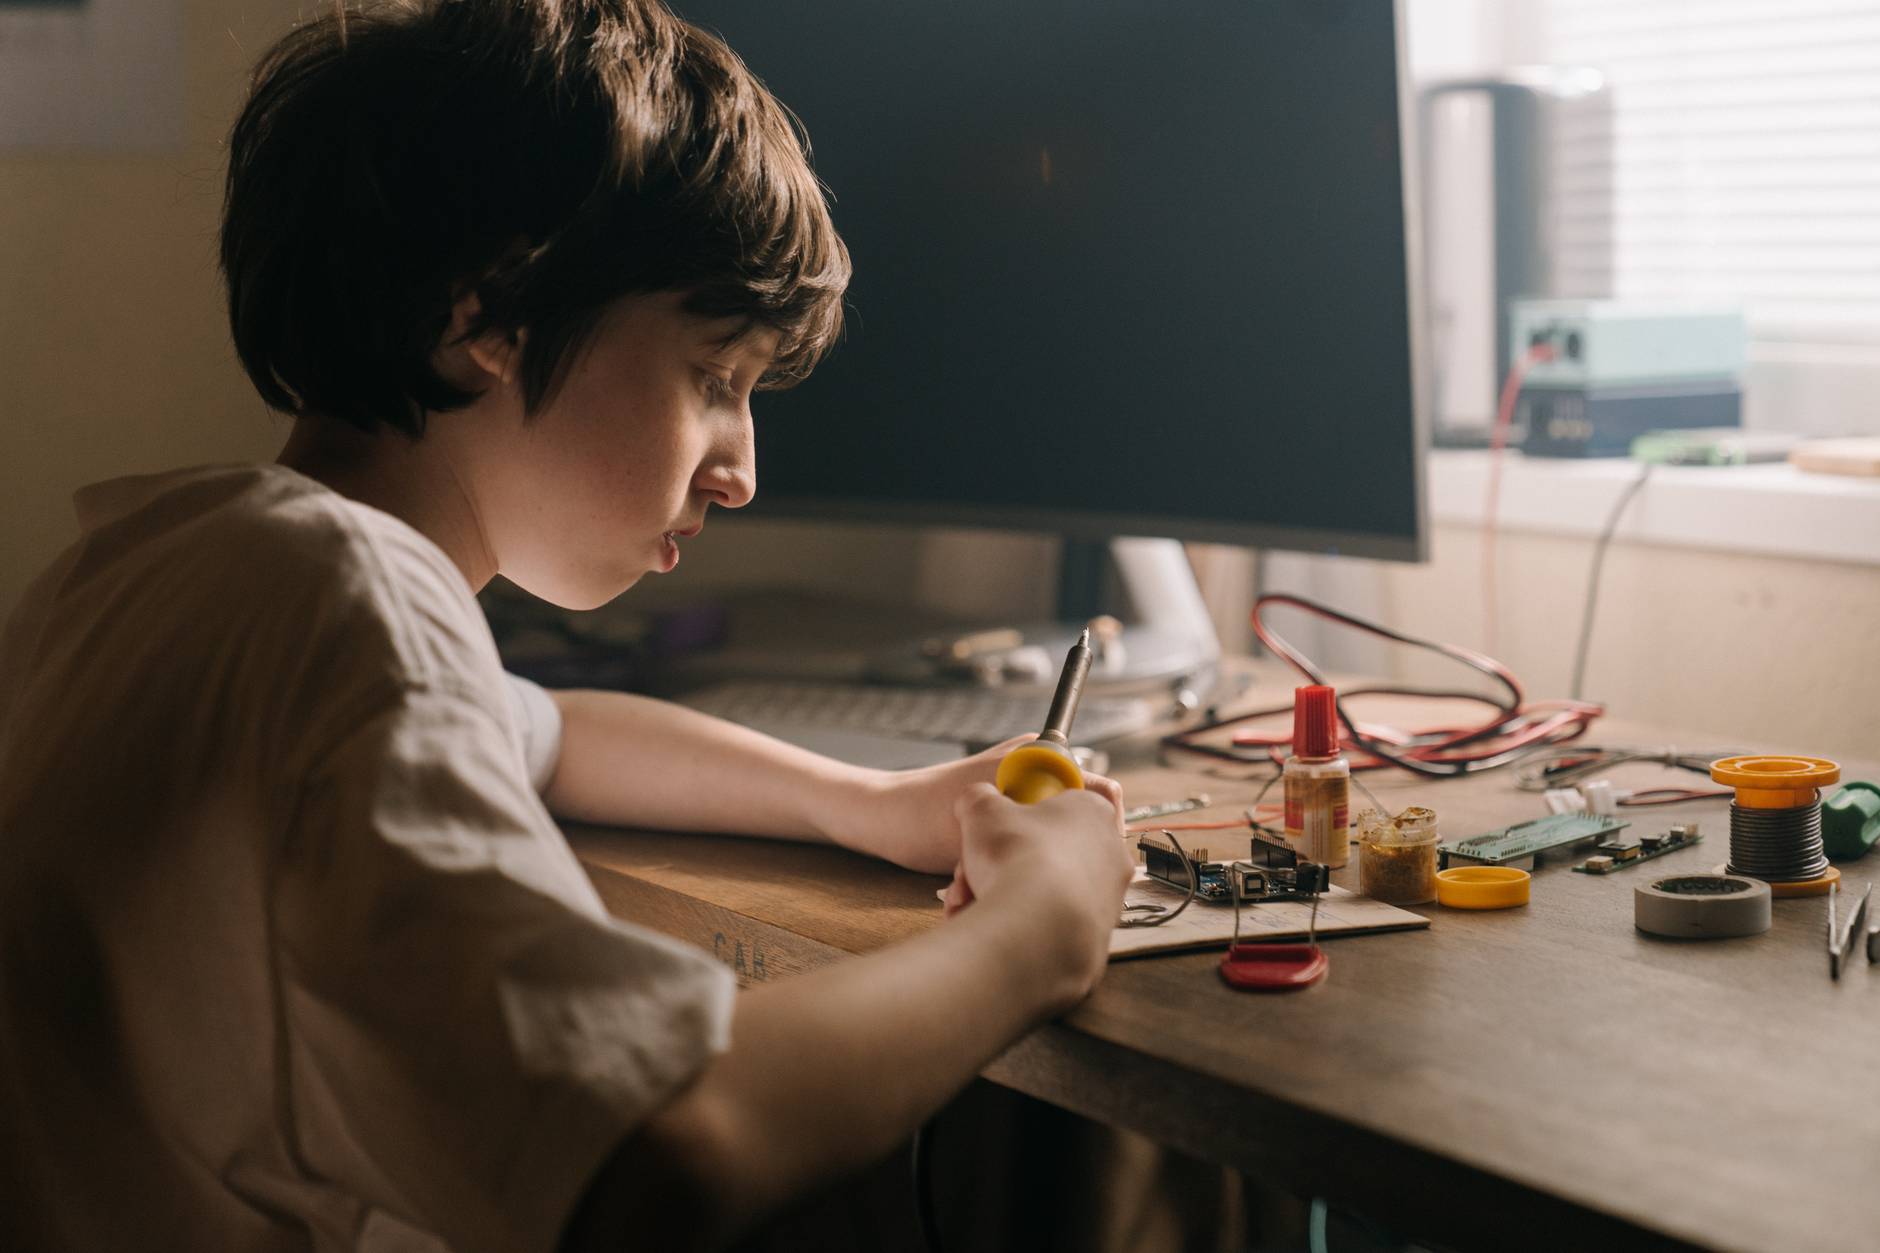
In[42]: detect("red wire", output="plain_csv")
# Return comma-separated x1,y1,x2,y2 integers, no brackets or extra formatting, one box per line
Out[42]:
1484,342,1556,657
1231,705,1597,770
1162,593,1603,777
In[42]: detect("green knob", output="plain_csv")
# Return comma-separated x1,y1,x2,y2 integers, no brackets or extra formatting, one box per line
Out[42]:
1822,782,1880,861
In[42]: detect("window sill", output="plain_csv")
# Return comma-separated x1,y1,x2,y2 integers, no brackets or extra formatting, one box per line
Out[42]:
1426,449,1880,567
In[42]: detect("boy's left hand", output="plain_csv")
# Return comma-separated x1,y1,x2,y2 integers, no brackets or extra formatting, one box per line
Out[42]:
833,736,1125,876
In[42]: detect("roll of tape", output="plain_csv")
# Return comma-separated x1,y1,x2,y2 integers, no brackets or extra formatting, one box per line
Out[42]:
1635,873,1772,939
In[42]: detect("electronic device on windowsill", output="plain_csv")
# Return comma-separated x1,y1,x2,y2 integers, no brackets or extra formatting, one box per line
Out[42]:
1511,301,1747,458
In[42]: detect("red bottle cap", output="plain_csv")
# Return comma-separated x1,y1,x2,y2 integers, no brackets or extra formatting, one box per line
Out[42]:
1291,685,1339,758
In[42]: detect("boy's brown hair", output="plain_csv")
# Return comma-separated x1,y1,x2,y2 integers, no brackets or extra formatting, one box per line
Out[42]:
221,0,850,436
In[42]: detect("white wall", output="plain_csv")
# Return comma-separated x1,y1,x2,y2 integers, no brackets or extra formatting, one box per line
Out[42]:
0,0,306,615
1259,528,1880,756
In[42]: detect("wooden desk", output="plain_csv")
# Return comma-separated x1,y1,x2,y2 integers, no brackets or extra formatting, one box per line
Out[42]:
570,691,1880,1253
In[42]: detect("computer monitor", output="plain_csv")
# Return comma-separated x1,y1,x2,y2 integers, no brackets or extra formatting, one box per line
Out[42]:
671,0,1425,682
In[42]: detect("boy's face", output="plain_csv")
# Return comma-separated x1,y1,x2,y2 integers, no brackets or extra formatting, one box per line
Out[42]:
470,291,775,610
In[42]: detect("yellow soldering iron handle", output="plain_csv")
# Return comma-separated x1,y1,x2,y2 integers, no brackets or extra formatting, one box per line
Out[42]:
995,742,1085,805
997,626,1093,804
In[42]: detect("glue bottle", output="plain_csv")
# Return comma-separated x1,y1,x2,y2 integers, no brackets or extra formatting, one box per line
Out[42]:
1283,685,1351,868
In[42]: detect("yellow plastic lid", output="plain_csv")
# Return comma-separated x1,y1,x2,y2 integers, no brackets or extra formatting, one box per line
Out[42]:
1709,755,1840,809
1436,866,1531,910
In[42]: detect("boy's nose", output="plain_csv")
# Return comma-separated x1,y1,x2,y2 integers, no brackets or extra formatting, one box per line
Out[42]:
700,462,756,509
698,417,756,508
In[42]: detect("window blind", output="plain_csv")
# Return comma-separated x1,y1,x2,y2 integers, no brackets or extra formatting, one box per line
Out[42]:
1541,0,1880,348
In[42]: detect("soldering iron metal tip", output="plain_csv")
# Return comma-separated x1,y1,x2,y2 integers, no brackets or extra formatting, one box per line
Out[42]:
1038,628,1094,748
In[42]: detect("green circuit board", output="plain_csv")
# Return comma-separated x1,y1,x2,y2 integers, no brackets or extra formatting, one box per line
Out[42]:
1572,826,1703,874
1438,813,1629,868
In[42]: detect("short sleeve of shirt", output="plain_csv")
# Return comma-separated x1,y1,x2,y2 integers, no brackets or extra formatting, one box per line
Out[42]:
277,681,735,1253
502,672,564,795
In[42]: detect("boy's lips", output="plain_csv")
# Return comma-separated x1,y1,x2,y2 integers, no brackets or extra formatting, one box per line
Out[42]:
657,525,701,573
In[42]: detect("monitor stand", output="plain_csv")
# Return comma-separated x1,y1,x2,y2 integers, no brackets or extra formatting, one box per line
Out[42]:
868,536,1222,702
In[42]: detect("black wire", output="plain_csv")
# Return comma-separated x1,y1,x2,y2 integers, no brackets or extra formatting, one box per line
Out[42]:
1163,688,1515,767
1570,462,1653,702
912,1115,942,1253
1119,828,1199,927
1513,744,1731,792
1166,594,1594,778
1252,595,1546,777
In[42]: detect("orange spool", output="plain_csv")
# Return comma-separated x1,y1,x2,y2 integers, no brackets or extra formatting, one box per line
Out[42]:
1710,755,1840,892
1709,755,1840,810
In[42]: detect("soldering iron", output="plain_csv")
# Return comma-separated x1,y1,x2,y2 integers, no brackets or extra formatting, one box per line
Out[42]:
994,628,1092,804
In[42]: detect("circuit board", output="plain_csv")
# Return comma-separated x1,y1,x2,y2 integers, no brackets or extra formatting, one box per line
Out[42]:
1140,840,1236,900
1572,824,1702,874
1438,813,1629,868
1138,837,1327,903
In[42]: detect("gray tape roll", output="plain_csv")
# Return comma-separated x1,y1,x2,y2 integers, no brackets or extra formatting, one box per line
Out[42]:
1635,873,1772,939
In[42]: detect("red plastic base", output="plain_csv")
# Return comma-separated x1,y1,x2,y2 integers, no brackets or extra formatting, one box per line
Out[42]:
1218,942,1329,992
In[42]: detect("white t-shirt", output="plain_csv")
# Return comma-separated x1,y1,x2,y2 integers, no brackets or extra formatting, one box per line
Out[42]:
0,464,735,1253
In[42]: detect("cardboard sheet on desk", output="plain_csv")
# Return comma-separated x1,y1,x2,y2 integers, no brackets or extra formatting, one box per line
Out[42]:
1110,871,1429,959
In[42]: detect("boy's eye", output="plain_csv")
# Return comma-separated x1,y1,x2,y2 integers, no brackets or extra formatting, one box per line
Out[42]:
700,371,738,404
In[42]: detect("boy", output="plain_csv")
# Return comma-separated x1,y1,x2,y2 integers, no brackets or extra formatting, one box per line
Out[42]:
0,2,1133,1250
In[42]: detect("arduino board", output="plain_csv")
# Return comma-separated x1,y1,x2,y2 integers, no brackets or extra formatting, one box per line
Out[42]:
1138,837,1328,904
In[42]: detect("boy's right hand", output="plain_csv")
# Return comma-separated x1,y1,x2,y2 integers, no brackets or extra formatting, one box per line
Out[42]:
943,783,1134,1006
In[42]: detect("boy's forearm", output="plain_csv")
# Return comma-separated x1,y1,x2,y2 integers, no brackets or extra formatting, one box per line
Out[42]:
542,688,870,842
562,896,1092,1252
704,892,1089,1191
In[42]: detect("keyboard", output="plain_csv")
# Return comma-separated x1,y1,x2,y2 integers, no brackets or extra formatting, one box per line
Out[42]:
679,679,1159,749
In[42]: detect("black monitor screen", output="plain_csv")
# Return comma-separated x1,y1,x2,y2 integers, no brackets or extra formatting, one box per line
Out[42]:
672,0,1424,560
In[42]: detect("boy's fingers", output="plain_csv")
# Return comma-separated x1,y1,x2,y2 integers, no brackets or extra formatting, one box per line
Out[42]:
942,865,974,916
1081,772,1126,824
953,781,1004,822
963,735,1034,777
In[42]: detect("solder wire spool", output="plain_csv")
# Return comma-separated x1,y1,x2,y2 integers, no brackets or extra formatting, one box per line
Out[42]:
1710,755,1840,896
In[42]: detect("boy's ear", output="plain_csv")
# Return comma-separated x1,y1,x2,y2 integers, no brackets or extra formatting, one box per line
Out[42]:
444,289,527,388
465,332,525,388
